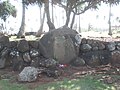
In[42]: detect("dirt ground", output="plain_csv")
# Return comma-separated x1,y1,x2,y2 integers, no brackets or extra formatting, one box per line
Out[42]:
0,64,120,89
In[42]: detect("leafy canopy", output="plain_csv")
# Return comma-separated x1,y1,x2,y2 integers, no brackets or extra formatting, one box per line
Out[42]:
0,0,17,21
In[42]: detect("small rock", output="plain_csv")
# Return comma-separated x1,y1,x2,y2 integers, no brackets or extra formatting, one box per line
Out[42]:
29,41,39,49
0,43,4,52
80,44,92,52
9,41,18,48
39,58,58,67
31,57,40,68
23,52,31,63
0,35,9,47
0,58,6,68
17,40,29,52
43,67,61,78
18,67,39,82
81,38,87,44
107,42,116,51
111,50,120,67
30,49,39,58
98,42,105,50
116,42,120,50
9,49,19,58
92,46,99,51
71,57,85,67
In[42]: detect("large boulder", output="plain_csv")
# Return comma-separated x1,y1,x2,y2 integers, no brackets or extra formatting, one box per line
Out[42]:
39,26,81,64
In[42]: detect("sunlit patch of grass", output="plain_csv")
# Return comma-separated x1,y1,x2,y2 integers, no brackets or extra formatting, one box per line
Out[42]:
35,76,116,90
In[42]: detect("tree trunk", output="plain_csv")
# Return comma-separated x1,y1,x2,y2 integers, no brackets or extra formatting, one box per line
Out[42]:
108,3,112,36
65,9,71,27
17,0,25,38
70,13,76,29
44,0,55,31
36,9,46,37
51,0,54,24
79,15,81,33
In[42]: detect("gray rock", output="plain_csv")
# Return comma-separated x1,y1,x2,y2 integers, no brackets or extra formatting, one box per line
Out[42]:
0,43,4,52
98,42,105,50
80,44,92,52
12,55,24,71
0,35,9,47
71,57,85,67
0,58,6,68
39,58,58,67
83,50,111,67
9,41,18,48
87,39,93,45
39,27,80,64
0,47,10,68
31,57,40,68
29,41,39,49
1,47,9,57
111,50,120,67
43,67,61,78
92,46,99,51
9,49,19,58
23,52,31,63
107,42,116,51
17,39,29,52
81,38,87,44
18,67,39,82
30,49,39,58
116,43,120,50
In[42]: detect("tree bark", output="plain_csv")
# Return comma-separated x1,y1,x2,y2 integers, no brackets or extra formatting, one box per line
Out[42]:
70,13,76,29
44,0,55,31
65,9,71,27
36,8,46,37
108,3,112,36
79,15,81,33
51,0,54,24
17,0,25,38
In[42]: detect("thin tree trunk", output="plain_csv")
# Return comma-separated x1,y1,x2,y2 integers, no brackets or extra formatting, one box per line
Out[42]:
17,0,25,38
51,0,54,24
79,15,81,33
108,3,112,36
36,9,46,37
70,13,76,29
44,0,55,31
39,4,42,24
65,9,71,27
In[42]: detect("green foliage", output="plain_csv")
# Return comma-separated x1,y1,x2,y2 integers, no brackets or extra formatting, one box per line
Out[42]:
0,0,17,22
24,0,43,6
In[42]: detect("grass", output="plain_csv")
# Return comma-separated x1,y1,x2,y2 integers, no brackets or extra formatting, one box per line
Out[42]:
35,76,115,90
0,79,27,90
0,75,116,90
